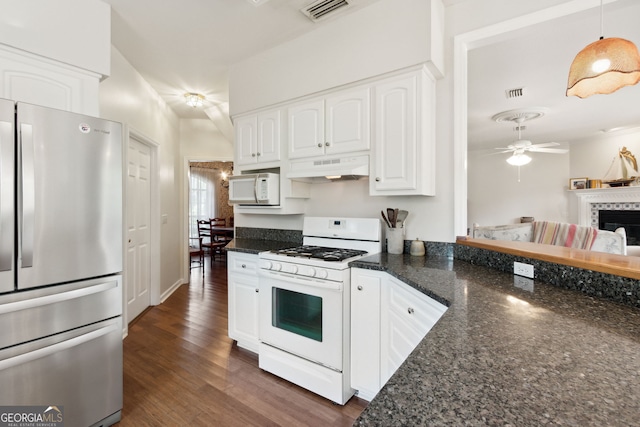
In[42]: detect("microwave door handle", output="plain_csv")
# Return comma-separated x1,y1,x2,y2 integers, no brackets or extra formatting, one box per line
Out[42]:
254,174,265,204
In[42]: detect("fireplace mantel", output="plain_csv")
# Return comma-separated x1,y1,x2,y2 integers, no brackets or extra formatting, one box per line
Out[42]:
573,186,640,227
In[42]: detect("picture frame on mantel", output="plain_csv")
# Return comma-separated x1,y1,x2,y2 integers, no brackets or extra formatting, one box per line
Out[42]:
569,177,588,190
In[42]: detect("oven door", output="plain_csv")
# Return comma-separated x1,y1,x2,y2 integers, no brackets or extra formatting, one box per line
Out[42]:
259,269,344,371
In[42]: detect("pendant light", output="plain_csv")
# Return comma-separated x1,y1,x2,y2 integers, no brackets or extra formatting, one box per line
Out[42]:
566,0,640,98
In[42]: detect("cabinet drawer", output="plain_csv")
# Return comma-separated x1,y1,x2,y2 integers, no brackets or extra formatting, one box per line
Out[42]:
386,276,446,334
228,252,258,275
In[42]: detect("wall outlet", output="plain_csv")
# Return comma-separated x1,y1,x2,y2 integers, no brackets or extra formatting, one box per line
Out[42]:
514,261,534,278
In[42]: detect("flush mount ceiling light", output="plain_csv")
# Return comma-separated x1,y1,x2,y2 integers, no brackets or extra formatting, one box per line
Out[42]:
566,0,640,98
184,93,205,108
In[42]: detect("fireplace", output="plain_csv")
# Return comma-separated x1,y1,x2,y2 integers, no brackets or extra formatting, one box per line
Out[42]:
599,210,640,246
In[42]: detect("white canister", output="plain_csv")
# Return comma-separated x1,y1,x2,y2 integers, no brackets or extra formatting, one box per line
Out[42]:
386,228,405,254
410,239,425,256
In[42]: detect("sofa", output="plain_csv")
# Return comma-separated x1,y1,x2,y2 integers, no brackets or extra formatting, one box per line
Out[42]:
472,221,627,255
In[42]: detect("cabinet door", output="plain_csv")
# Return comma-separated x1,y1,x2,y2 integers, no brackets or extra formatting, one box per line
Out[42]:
372,74,417,192
350,268,382,401
326,87,370,155
227,252,260,353
288,99,325,159
380,276,446,384
257,110,281,164
235,115,258,165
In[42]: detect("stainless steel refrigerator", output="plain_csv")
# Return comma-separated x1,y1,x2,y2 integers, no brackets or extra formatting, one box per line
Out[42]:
0,100,124,427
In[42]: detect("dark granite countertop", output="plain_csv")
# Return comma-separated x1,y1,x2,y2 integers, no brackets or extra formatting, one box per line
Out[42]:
225,238,300,255
350,253,640,426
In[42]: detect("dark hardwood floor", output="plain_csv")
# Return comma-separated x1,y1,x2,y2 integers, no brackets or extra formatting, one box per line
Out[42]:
115,257,367,426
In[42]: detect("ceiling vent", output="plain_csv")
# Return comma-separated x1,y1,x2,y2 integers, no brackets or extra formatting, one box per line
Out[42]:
505,87,526,99
301,0,350,22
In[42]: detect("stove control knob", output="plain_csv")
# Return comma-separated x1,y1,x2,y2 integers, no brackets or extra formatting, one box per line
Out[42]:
272,262,282,271
316,269,328,279
303,267,317,277
283,264,298,274
261,261,272,270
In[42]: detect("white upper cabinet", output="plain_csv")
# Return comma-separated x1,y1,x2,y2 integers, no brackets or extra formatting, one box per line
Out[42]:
235,109,281,167
288,87,370,159
370,67,436,196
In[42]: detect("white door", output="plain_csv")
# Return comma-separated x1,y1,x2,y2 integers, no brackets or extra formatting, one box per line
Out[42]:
126,138,151,322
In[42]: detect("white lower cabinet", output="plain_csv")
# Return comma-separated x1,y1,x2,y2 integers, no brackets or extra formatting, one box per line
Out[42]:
350,268,447,401
227,252,260,353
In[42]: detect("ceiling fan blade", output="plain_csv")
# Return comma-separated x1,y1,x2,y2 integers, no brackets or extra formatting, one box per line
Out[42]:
529,142,560,148
527,147,568,153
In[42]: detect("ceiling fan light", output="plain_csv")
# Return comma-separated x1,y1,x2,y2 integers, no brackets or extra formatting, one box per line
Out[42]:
506,153,532,166
566,37,640,98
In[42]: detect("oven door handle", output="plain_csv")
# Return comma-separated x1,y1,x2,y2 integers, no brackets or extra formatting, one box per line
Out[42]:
259,269,342,291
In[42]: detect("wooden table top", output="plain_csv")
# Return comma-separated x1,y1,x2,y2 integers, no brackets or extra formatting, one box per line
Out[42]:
457,237,640,280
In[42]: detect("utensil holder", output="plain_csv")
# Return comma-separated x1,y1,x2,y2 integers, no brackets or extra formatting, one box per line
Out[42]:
386,228,405,254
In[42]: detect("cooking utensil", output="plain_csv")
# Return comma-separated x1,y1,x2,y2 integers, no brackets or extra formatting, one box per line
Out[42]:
387,208,396,227
396,210,408,228
393,208,399,228
380,210,392,228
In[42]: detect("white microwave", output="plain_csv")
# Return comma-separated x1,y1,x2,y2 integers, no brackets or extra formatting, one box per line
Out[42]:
228,173,280,206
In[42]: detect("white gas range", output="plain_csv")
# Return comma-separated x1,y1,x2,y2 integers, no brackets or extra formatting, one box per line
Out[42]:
258,217,381,404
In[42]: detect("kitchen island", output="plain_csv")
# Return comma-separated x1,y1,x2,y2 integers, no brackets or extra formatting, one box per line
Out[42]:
350,252,640,426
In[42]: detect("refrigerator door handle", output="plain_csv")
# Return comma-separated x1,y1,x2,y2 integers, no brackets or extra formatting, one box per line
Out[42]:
0,120,13,272
19,123,35,268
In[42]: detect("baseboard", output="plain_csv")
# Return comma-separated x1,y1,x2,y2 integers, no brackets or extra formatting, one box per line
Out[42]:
161,278,184,303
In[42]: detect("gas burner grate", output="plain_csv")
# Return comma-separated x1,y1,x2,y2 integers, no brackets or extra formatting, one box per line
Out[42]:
272,245,367,261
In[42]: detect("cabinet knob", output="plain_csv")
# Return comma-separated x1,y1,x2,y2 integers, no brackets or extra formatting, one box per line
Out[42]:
357,285,363,291
257,152,261,156
407,307,415,314
325,142,330,147
241,264,246,268
317,143,323,148
255,288,259,293
375,177,380,182
251,153,256,157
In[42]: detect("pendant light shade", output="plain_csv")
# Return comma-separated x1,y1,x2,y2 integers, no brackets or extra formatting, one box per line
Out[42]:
567,37,640,98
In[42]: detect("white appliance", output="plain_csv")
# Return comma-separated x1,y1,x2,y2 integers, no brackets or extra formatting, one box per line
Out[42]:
228,172,280,205
286,154,369,181
258,217,381,404
0,100,123,427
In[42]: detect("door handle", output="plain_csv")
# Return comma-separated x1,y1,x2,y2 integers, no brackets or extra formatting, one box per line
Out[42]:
0,119,13,272
20,123,35,268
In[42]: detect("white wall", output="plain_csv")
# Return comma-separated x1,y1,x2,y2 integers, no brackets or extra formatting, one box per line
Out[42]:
99,47,182,298
467,150,570,227
229,0,437,116
0,0,110,76
180,119,233,160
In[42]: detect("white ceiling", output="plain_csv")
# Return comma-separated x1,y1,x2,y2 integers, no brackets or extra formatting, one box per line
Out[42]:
468,0,640,151
102,0,385,120
102,0,640,148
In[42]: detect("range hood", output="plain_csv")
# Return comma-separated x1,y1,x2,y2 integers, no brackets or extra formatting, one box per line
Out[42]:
287,154,369,182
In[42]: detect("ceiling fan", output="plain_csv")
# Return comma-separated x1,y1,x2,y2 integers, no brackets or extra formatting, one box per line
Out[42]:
491,108,568,165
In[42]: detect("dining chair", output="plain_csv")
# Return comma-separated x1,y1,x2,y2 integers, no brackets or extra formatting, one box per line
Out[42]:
189,237,204,276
